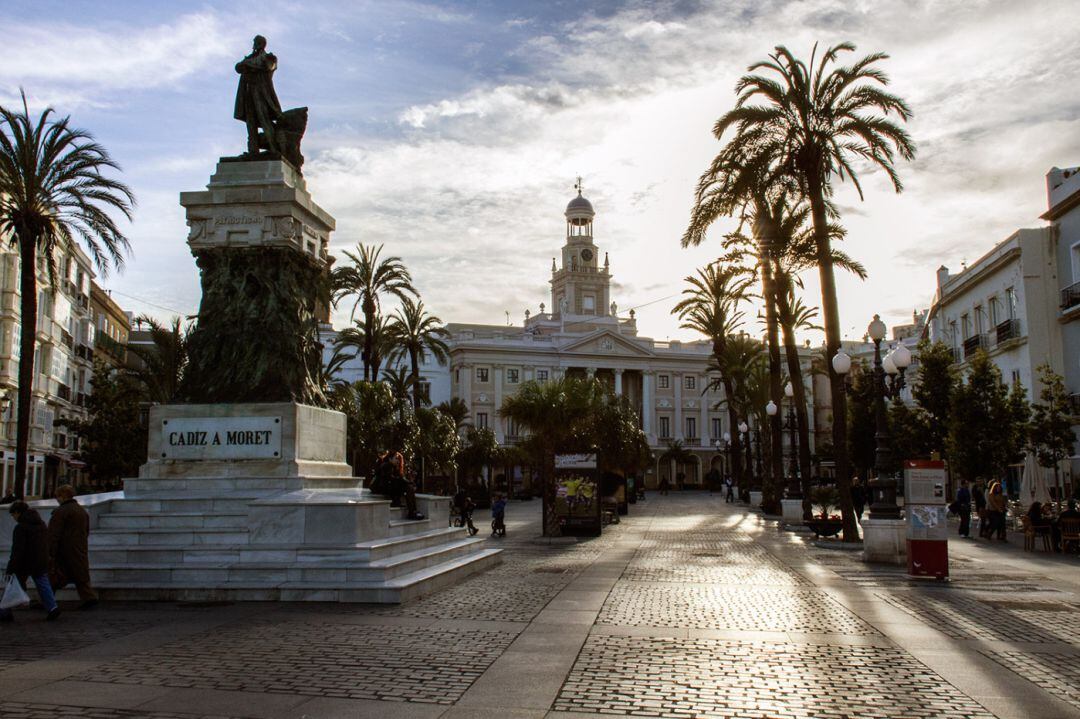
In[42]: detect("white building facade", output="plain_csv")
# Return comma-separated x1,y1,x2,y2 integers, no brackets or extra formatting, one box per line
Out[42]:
0,243,96,497
928,228,1064,400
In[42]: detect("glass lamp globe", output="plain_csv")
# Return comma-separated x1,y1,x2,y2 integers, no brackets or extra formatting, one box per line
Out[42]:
883,353,898,375
892,343,912,369
784,382,794,398
738,421,748,434
766,400,778,416
723,432,731,442
868,314,887,342
832,350,852,375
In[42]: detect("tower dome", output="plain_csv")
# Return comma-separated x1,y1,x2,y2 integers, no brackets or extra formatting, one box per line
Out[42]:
564,178,595,226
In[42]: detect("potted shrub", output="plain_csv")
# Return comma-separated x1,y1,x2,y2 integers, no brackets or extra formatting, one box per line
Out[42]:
806,486,844,537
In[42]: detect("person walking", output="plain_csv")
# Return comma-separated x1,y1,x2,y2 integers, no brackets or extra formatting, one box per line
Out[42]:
724,476,735,504
955,479,972,538
986,481,1007,541
973,480,988,538
851,480,866,520
2,501,60,621
659,477,670,496
48,485,97,610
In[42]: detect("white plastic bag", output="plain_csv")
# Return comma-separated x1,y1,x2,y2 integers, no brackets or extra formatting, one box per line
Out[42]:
0,574,29,610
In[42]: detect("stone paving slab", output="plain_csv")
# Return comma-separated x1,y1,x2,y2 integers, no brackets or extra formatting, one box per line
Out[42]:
982,650,1080,713
70,621,516,704
553,634,997,719
2,704,239,719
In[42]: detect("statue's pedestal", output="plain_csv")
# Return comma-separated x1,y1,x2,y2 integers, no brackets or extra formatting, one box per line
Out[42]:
862,517,907,565
80,403,500,603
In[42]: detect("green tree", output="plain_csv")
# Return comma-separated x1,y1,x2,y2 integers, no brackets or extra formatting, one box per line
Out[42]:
911,340,957,458
459,426,499,488
947,351,1013,482
1028,364,1075,498
846,360,876,481
887,397,923,472
386,297,450,410
0,94,135,498
414,406,459,486
55,362,146,490
127,316,190,404
593,395,651,477
337,381,418,480
500,377,603,535
435,397,470,431
331,243,415,382
711,43,915,541
381,366,415,403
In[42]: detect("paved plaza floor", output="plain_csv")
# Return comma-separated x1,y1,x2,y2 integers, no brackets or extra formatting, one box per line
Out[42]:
1,493,1079,719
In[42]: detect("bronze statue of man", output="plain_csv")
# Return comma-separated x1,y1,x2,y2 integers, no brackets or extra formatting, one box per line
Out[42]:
234,35,282,155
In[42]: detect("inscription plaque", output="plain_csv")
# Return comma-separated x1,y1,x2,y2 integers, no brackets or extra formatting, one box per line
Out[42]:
160,416,282,460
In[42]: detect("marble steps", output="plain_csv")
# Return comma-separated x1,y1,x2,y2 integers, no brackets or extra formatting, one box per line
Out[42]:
89,526,471,565
74,548,503,604
88,536,493,588
98,512,249,530
123,476,357,497
108,496,259,514
91,527,250,546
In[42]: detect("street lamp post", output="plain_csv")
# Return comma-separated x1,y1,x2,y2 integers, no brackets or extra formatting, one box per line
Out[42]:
833,315,911,521
722,431,732,485
784,382,800,498
739,421,751,494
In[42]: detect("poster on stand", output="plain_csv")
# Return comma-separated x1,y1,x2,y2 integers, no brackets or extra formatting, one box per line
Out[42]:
555,453,601,536
904,460,949,578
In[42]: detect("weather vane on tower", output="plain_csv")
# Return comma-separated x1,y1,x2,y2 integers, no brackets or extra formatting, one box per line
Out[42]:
575,176,583,196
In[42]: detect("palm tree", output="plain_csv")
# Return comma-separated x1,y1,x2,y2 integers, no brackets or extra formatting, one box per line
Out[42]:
435,397,471,431
331,243,415,382
0,95,134,498
336,313,394,384
658,439,696,488
672,262,752,492
386,297,450,410
712,43,915,540
381,366,415,403
127,316,190,404
500,377,603,536
319,341,355,411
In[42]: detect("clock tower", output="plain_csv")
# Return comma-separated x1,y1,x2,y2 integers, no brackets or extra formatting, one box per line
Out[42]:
550,179,611,319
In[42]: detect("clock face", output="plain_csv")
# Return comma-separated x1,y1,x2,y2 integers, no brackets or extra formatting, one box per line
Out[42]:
581,248,594,262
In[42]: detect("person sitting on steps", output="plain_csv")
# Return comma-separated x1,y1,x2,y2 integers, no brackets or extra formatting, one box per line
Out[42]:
374,451,424,521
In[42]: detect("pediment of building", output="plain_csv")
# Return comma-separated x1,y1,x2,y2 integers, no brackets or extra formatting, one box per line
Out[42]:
559,330,656,358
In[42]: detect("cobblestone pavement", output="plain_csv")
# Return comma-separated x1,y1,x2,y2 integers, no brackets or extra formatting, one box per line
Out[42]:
1,494,1079,718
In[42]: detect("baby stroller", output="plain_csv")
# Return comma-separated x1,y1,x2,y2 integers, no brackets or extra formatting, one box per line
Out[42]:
491,495,507,537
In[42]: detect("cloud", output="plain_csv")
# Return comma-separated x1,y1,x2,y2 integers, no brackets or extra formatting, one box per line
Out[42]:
0,12,239,108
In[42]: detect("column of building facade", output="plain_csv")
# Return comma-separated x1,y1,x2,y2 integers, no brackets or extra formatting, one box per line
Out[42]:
698,373,709,447
642,370,654,441
493,364,504,443
614,368,623,395
673,371,684,440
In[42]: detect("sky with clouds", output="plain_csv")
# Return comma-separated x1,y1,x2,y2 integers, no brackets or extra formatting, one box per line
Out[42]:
3,0,1078,343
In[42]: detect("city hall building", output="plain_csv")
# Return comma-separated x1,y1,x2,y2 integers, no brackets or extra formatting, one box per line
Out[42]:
325,187,823,489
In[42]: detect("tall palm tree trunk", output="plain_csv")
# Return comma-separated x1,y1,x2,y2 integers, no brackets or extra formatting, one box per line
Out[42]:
761,256,785,514
362,301,375,382
14,238,38,499
808,177,856,542
724,383,744,490
409,348,421,410
776,288,814,520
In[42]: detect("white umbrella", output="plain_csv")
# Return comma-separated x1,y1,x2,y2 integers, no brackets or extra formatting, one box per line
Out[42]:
1020,453,1052,504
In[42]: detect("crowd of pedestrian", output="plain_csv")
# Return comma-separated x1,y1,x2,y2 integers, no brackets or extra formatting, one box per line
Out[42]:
951,478,1079,553
2,484,98,622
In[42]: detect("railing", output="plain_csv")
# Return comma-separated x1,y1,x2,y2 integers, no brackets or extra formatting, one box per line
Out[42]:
1061,281,1080,311
75,344,93,361
57,383,71,402
60,329,74,349
995,318,1021,344
962,334,988,359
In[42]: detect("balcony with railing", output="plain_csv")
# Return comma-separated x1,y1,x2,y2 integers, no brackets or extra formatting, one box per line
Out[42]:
995,318,1022,344
1061,281,1080,311
57,383,71,402
962,334,989,359
95,332,126,362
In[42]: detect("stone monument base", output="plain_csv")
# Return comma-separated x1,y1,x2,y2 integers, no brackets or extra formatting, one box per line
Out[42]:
861,517,907,565
749,490,763,509
67,403,500,603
